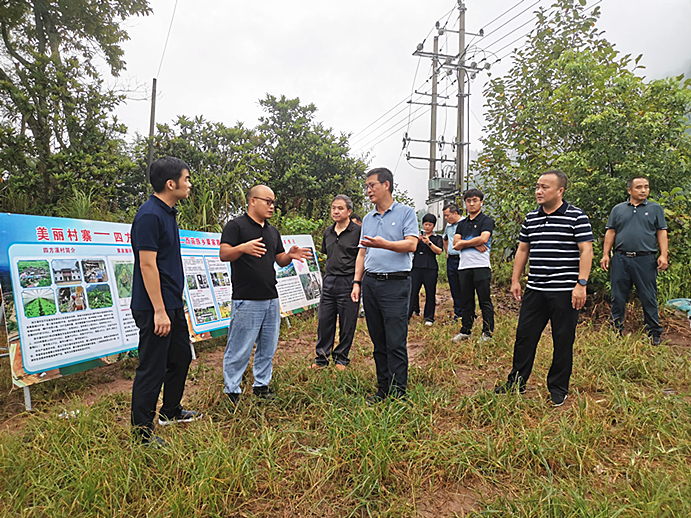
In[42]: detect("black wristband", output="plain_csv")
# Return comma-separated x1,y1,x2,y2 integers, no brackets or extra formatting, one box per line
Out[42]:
352,280,361,285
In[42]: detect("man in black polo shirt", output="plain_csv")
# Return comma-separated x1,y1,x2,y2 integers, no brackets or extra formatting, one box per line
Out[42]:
312,195,361,370
495,170,593,407
601,176,668,344
130,156,201,446
220,185,311,404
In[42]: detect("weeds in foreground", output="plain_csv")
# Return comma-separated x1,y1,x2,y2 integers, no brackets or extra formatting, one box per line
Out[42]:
0,308,690,517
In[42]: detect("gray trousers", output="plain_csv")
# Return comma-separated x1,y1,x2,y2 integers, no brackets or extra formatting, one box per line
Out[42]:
610,253,662,337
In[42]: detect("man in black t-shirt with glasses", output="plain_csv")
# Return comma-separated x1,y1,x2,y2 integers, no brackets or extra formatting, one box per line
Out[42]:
220,185,311,404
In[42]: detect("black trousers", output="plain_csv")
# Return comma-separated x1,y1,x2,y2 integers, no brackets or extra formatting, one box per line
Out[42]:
315,275,359,366
408,267,438,321
507,289,579,398
446,255,463,318
458,267,494,335
610,253,662,337
362,275,410,396
131,308,192,438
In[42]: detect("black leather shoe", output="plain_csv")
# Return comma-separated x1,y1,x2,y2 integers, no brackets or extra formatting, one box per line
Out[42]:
253,386,276,400
366,391,387,405
142,435,167,448
494,381,526,395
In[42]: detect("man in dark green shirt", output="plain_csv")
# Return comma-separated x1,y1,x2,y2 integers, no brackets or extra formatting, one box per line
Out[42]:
601,176,668,344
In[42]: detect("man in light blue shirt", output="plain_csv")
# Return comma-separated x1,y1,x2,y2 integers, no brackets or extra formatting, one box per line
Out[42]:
442,203,464,320
351,168,418,402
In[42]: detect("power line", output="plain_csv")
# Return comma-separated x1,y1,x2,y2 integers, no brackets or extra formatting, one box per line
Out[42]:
481,0,530,30
156,0,179,78
354,79,456,153
352,3,458,143
353,80,456,155
350,70,434,147
482,11,541,51
492,0,603,62
482,0,545,41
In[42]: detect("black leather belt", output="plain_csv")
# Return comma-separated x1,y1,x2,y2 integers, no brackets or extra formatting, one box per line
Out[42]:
365,271,410,281
615,251,654,257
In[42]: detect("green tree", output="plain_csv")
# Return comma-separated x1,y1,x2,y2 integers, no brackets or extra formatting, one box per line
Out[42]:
257,94,368,221
476,0,691,259
135,115,265,232
0,0,150,214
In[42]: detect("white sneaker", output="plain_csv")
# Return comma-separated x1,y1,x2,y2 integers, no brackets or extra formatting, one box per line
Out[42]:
480,333,492,342
451,332,471,341
424,320,434,326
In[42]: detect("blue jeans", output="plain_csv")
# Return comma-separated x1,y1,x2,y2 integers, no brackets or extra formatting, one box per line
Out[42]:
223,299,280,394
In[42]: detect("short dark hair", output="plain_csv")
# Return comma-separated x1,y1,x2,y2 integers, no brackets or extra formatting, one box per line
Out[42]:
422,213,437,225
627,176,649,189
350,213,362,223
541,169,568,190
366,167,394,193
463,188,484,201
150,157,190,193
332,194,353,211
443,203,459,214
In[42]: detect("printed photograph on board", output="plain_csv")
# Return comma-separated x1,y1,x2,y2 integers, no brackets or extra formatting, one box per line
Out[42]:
193,306,218,324
276,262,296,279
22,288,57,318
113,261,134,299
186,274,197,290
86,284,113,309
210,271,230,287
50,259,82,285
196,274,209,290
299,273,321,301
218,300,232,319
17,260,52,288
58,286,87,313
81,259,108,284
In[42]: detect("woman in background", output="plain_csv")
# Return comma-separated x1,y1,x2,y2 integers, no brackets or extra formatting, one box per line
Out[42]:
409,213,443,325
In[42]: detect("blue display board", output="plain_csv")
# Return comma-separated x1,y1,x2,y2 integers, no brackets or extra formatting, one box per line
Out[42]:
0,213,320,387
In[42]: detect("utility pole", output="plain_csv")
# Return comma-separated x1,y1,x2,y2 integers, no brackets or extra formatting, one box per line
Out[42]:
429,35,439,180
456,1,466,195
145,77,157,187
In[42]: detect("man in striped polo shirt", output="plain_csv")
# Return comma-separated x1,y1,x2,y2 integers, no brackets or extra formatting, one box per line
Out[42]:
495,170,593,407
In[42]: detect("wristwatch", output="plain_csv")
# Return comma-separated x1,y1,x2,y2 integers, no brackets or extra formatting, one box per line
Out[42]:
577,279,587,286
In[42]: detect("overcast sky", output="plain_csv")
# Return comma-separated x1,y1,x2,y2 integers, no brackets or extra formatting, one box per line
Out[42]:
112,0,691,210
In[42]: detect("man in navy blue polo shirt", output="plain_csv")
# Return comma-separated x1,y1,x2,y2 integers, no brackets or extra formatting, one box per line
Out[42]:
130,157,201,446
601,176,668,344
351,167,418,402
220,185,311,404
495,170,593,407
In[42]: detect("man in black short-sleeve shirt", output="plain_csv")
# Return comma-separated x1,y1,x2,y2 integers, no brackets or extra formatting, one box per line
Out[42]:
219,185,311,404
312,195,360,369
130,157,201,446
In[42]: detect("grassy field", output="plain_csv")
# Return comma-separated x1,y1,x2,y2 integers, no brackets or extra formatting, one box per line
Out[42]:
0,285,690,517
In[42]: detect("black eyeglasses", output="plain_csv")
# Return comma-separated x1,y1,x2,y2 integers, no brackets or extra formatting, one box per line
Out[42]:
253,197,275,207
